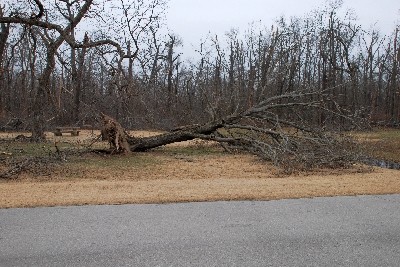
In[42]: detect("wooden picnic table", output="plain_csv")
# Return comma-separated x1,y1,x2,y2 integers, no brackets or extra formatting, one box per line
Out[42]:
53,126,80,136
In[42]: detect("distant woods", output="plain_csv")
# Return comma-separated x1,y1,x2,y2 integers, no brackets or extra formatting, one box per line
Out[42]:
0,0,399,132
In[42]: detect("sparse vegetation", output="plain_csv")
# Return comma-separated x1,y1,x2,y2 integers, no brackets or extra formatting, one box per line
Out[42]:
1,129,398,180
72,153,159,172
0,129,399,208
353,129,400,163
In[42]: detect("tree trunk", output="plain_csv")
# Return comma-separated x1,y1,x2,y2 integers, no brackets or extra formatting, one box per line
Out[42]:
31,53,54,140
73,34,88,123
0,9,10,117
127,119,230,151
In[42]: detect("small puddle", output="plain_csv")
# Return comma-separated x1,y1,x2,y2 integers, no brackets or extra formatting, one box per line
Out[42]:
363,158,400,170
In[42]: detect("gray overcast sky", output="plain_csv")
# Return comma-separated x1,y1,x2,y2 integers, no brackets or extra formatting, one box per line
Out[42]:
166,0,400,58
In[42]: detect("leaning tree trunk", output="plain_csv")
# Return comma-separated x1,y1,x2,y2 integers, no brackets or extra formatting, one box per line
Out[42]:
127,120,230,151
101,113,238,152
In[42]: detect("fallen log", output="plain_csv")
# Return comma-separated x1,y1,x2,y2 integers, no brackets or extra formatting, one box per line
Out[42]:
100,90,362,172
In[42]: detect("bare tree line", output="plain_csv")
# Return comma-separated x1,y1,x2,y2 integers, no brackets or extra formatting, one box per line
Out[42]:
1,0,399,173
0,0,399,134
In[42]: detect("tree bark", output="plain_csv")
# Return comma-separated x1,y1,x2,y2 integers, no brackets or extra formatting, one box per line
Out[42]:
0,6,10,117
127,119,231,151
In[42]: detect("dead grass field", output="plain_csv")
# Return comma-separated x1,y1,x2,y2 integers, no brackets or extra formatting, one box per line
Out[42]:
1,129,399,208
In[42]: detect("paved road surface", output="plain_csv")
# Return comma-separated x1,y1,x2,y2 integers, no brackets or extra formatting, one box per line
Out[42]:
1,195,400,266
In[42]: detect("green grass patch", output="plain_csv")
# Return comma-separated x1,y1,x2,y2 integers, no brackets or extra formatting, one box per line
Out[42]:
69,152,159,170
373,129,400,139
354,128,400,162
160,144,224,156
0,141,63,158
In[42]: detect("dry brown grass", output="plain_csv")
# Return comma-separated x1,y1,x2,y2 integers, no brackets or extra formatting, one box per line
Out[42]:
1,130,400,208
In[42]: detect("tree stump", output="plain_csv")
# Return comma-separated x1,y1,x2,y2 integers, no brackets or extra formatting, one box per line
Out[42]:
101,113,131,154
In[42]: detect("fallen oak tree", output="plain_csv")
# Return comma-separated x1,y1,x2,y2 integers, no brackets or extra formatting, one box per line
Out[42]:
101,89,362,173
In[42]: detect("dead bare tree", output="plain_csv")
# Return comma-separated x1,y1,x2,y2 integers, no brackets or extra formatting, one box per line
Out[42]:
0,0,166,139
0,0,95,139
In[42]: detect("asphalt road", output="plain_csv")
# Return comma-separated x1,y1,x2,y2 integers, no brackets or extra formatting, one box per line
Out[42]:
1,195,400,267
